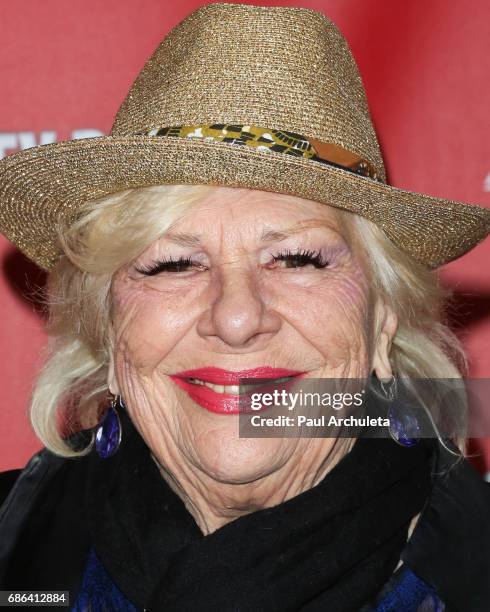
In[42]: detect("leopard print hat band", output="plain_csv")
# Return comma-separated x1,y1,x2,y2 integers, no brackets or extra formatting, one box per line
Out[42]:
136,124,381,182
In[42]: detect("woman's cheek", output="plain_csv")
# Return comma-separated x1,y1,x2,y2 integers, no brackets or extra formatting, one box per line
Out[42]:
278,263,369,329
111,286,174,373
299,272,371,370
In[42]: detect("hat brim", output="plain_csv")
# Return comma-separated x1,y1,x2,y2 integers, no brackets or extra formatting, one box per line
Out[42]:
0,135,488,271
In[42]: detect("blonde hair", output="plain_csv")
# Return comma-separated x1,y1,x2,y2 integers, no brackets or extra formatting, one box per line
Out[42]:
29,184,469,458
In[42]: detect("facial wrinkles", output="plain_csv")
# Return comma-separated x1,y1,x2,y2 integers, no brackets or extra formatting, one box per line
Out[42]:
112,206,372,385
114,234,370,429
117,353,305,504
113,320,201,467
112,267,194,375
322,262,371,377
262,238,371,378
107,190,377,531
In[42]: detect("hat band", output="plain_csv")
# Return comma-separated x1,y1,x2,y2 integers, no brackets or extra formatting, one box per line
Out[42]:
135,124,381,182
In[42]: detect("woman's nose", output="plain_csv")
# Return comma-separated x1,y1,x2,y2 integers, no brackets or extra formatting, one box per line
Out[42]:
196,264,281,349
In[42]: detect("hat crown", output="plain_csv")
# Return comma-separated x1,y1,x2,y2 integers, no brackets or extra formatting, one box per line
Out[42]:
111,2,387,182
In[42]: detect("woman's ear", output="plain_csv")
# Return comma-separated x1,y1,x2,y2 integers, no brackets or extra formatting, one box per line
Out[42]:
372,299,398,382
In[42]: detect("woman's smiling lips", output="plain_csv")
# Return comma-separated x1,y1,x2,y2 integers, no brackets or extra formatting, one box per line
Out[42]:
170,366,307,414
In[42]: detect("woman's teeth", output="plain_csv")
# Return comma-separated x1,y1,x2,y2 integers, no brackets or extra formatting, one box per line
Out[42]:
186,376,294,394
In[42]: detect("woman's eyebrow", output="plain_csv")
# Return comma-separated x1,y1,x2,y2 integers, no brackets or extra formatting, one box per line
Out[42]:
163,232,203,247
164,219,340,246
259,219,340,243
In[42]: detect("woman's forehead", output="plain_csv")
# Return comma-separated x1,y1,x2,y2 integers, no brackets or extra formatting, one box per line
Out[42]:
163,185,344,232
179,184,329,207
160,218,346,251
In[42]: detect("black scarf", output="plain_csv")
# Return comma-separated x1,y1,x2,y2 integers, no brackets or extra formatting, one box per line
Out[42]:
85,393,435,612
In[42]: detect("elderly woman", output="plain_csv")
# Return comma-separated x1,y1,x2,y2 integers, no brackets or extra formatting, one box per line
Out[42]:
0,3,489,611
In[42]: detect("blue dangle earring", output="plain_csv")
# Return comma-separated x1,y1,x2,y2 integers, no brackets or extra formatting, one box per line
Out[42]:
95,394,124,458
383,376,420,447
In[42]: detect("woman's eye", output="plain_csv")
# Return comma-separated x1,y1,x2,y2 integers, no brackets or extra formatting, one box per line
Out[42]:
135,256,202,276
270,248,330,269
134,249,330,276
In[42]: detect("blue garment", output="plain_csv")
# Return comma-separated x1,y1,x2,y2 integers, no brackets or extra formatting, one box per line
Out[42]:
369,565,446,611
71,546,446,611
71,547,138,612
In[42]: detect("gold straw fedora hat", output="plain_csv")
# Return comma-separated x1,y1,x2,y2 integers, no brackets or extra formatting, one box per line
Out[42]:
0,2,489,271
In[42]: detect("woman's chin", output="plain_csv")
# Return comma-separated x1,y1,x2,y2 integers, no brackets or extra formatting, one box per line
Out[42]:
190,435,291,485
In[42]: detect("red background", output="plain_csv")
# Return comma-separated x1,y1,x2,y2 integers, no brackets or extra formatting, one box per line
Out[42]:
1,0,489,474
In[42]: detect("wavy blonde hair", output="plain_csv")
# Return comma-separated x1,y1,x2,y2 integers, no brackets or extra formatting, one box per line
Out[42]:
29,184,469,458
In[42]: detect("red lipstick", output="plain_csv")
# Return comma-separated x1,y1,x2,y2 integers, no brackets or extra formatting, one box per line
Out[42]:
170,366,307,414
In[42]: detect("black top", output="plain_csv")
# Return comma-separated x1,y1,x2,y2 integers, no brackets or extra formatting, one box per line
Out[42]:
0,418,489,611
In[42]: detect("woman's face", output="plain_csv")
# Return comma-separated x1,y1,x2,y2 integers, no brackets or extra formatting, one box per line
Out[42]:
108,186,395,491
